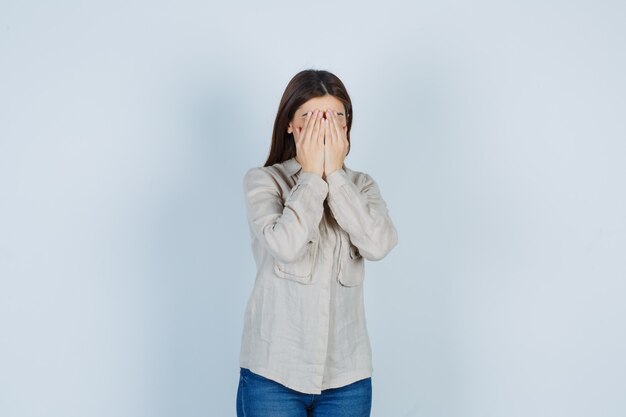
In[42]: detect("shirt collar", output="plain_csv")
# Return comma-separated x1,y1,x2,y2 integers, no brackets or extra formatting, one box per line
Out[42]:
283,156,302,176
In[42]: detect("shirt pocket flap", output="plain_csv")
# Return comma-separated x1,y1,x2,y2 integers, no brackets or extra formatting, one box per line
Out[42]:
337,242,365,287
273,238,319,284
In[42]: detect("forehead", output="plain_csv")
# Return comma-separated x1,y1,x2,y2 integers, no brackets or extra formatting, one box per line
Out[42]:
296,96,345,113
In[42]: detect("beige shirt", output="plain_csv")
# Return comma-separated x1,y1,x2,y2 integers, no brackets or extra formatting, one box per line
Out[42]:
238,156,398,394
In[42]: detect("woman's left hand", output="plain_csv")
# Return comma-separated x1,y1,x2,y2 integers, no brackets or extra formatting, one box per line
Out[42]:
323,109,349,179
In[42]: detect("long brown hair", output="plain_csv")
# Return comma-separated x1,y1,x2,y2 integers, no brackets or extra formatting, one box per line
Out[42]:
264,69,353,167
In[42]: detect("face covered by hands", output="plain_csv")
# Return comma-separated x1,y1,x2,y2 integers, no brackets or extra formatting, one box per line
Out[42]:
287,95,348,180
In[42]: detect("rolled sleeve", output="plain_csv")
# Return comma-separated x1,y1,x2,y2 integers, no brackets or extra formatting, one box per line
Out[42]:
243,168,328,263
326,169,398,261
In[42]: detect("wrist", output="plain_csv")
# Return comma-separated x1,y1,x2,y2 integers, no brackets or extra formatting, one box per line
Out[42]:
302,169,324,178
325,166,342,176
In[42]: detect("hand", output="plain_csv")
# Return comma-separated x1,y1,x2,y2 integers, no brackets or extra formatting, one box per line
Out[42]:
323,109,349,179
294,109,325,177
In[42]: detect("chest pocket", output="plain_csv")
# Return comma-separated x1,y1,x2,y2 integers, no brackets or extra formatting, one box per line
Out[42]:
273,234,320,284
337,239,365,287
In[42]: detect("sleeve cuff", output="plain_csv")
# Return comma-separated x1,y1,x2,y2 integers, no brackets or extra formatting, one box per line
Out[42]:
298,171,329,199
325,168,350,188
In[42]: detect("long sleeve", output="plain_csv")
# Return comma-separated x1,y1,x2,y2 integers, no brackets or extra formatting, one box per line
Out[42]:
325,169,398,261
243,167,329,263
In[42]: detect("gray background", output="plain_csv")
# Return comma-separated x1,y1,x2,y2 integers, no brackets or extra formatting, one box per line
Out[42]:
1,1,625,416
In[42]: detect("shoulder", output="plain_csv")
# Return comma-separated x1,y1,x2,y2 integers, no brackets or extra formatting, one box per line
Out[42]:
343,165,377,189
242,162,287,191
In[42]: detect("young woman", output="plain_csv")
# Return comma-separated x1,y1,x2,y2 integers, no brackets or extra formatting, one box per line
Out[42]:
237,69,398,417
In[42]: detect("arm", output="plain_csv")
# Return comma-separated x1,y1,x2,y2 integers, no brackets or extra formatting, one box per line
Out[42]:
325,169,398,261
243,167,328,263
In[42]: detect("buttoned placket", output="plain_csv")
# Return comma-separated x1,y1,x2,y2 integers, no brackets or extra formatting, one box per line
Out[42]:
288,170,324,388
293,170,345,390
314,227,331,388
322,200,347,388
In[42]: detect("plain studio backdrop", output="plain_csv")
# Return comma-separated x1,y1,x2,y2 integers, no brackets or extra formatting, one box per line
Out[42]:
1,1,625,416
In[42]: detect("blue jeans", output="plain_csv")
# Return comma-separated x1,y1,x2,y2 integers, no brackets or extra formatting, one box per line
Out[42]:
236,367,372,417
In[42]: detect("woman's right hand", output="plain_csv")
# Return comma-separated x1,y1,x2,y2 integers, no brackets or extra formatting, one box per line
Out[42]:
294,109,325,177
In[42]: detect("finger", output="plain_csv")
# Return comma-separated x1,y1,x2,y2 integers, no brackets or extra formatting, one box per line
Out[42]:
300,112,312,144
293,119,306,146
291,123,300,143
331,110,343,143
299,110,314,143
326,110,338,146
317,114,326,143
335,112,349,150
328,110,339,144
324,110,335,144
297,127,305,144
311,109,322,144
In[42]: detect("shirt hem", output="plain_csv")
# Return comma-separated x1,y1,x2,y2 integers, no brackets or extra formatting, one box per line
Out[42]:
321,368,373,391
238,362,373,395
